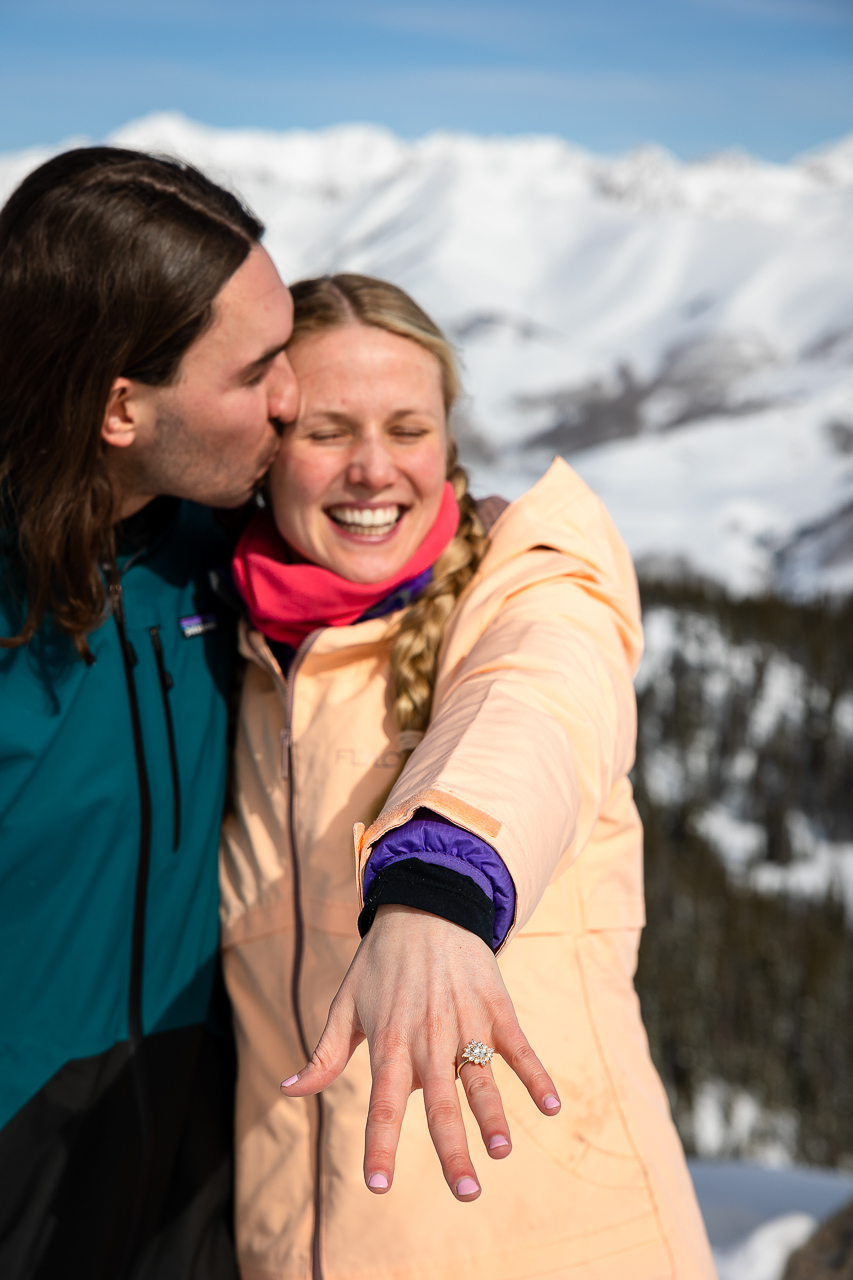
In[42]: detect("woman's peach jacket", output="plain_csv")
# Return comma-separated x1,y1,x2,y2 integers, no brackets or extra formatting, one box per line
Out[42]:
220,458,715,1280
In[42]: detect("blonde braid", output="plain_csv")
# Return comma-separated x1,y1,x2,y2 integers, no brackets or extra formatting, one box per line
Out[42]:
389,443,487,745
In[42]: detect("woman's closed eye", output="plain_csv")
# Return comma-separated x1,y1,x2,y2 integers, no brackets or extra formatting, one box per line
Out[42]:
389,424,432,441
307,426,354,444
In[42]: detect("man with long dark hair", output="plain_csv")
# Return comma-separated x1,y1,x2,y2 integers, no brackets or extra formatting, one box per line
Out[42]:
0,148,297,1278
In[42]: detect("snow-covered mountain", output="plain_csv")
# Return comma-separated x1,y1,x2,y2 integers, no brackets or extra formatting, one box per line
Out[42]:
2,112,852,596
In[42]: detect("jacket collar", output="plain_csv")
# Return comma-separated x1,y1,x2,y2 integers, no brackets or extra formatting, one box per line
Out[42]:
116,495,181,563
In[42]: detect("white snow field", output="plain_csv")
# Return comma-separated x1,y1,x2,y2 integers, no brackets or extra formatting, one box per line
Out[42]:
2,113,852,598
690,1159,853,1279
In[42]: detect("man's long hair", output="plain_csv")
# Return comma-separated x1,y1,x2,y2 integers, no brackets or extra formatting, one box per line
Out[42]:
0,147,263,659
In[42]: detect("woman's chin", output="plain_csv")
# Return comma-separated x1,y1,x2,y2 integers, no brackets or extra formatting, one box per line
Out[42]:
323,538,414,584
329,551,410,584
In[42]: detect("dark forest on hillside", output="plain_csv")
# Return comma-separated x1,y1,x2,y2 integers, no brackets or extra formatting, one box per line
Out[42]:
633,582,853,1168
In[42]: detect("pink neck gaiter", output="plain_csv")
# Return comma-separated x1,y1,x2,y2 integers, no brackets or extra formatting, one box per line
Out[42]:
232,482,460,650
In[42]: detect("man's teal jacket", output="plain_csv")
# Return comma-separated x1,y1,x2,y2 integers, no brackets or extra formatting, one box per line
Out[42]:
0,497,239,1277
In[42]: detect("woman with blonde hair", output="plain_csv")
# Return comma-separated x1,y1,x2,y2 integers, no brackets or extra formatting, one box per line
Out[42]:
221,273,715,1280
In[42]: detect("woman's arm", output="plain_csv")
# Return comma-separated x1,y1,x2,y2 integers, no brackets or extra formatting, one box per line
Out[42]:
376,559,641,934
283,539,641,1197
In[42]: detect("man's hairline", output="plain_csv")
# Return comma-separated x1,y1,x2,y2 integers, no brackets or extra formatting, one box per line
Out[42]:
171,243,291,388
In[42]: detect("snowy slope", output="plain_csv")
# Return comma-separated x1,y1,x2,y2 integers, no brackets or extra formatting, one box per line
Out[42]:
691,1159,853,1280
2,113,852,597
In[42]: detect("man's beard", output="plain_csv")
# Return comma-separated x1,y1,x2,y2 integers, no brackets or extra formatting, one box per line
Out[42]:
138,406,272,508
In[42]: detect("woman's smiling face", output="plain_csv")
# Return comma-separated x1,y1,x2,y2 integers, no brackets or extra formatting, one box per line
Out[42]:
267,323,448,584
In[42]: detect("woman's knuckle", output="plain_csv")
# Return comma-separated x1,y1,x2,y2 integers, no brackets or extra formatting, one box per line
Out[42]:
371,1044,411,1078
443,1151,470,1178
425,1099,459,1130
367,1099,400,1128
423,1009,450,1045
373,1026,409,1061
508,1041,537,1073
465,1072,493,1100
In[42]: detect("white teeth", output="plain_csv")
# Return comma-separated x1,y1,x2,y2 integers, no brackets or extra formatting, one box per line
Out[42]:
329,505,401,532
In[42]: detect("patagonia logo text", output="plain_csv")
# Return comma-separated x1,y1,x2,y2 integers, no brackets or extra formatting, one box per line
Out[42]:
179,613,219,639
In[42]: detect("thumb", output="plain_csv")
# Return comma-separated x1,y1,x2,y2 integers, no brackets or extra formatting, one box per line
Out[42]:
280,991,363,1097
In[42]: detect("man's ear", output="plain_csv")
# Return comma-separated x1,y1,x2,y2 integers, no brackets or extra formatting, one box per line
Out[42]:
101,377,138,449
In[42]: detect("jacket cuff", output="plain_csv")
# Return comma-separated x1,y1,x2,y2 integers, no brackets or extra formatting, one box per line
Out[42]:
363,809,516,949
358,858,495,950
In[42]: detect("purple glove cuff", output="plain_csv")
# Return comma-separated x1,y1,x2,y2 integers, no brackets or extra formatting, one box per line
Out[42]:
364,809,516,948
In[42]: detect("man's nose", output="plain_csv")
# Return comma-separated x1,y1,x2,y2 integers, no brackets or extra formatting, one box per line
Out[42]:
268,352,299,429
346,434,396,490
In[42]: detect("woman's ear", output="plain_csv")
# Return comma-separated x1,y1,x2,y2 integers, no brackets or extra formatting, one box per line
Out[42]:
101,377,138,449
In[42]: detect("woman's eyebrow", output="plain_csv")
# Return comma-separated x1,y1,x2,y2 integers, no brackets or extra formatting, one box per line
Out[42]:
302,409,356,424
300,407,435,427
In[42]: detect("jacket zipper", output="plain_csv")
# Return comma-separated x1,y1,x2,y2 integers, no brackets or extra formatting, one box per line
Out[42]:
281,632,326,1280
112,580,152,1049
110,577,156,1274
250,629,326,1280
149,626,181,851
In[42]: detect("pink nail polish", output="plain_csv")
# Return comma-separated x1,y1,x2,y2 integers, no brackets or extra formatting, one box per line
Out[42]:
368,1173,388,1189
489,1134,509,1150
281,1074,299,1088
544,1094,560,1110
457,1176,479,1196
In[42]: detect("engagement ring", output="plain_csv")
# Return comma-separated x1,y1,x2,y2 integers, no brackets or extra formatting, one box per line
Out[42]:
456,1040,495,1077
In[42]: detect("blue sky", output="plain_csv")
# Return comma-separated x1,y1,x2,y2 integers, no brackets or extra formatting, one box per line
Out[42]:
1,0,851,159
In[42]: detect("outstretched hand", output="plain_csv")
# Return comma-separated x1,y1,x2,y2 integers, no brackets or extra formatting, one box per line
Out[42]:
280,904,560,1202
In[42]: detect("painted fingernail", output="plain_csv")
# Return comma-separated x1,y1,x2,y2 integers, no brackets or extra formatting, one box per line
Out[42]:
368,1173,388,1189
281,1074,299,1088
489,1134,509,1150
544,1094,560,1111
457,1176,480,1196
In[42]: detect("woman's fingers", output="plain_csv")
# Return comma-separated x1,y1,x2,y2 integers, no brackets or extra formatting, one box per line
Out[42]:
280,992,363,1098
297,908,558,1201
362,1050,412,1193
496,1018,561,1116
457,1060,512,1158
423,1073,481,1200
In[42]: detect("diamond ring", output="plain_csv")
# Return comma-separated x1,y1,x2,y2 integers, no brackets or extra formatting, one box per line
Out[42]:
456,1040,495,1077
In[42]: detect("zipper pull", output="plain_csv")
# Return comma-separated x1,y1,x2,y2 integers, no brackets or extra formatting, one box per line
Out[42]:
149,626,181,852
149,626,174,687
110,580,138,666
110,578,124,625
280,729,290,780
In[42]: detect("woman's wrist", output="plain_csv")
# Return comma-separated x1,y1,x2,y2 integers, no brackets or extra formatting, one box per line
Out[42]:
358,857,496,949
